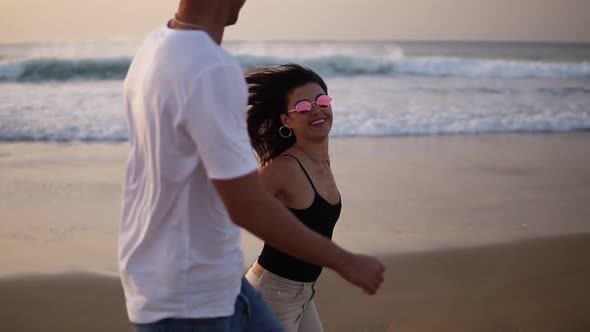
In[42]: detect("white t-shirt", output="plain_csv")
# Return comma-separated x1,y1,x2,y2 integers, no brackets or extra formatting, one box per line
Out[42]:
119,24,258,324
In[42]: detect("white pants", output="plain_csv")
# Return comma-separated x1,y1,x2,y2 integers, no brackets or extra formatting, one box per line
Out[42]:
245,264,324,332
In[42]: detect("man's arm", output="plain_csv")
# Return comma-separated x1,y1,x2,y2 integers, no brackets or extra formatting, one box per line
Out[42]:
213,171,385,295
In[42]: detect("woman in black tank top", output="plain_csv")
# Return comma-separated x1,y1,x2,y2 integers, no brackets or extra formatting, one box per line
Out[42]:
244,64,341,331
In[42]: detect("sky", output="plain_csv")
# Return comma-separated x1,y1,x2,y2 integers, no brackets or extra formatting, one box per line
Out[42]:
1,0,589,43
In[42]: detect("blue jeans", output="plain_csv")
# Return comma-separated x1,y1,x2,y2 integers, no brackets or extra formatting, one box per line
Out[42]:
134,277,284,332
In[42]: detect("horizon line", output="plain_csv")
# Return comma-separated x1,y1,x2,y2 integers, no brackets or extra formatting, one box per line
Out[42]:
1,38,590,46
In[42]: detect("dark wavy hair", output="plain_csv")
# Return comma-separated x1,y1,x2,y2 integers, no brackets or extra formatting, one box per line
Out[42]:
246,64,328,166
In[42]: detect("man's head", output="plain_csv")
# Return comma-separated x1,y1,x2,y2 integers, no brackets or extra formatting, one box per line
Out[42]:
174,0,247,43
178,0,246,26
225,0,247,26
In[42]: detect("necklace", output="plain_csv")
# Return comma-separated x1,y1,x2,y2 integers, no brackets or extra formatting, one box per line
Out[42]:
171,13,205,30
297,147,329,165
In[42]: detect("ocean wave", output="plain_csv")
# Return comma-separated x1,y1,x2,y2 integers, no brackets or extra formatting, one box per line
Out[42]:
1,55,589,82
0,58,130,82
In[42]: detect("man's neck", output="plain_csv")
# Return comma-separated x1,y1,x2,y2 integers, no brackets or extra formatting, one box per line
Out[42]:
168,18,224,45
171,3,226,44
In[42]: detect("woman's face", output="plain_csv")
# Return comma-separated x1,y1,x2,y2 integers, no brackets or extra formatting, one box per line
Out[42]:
281,82,333,141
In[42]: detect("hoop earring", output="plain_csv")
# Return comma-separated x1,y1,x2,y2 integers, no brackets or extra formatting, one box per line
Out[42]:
279,126,292,138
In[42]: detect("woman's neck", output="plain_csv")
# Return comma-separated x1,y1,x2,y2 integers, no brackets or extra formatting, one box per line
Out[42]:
293,139,330,164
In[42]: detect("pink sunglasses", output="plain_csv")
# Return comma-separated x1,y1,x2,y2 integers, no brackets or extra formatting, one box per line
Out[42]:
288,95,332,114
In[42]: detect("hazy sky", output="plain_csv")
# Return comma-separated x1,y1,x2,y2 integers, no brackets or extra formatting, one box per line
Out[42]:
1,0,589,43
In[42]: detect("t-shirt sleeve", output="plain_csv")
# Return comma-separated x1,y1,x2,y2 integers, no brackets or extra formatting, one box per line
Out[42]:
181,64,258,180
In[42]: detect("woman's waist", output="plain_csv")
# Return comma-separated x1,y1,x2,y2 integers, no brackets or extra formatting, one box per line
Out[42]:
251,260,316,287
255,250,323,283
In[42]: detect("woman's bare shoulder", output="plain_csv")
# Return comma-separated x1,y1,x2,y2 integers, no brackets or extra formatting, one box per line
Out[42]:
260,154,301,181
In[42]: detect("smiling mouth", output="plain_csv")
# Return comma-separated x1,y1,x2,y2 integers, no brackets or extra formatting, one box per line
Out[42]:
309,119,327,126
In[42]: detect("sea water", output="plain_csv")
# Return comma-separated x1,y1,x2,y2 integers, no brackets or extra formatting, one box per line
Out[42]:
1,40,589,141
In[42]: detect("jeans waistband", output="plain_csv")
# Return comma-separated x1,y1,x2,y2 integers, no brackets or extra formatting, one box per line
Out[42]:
251,260,316,289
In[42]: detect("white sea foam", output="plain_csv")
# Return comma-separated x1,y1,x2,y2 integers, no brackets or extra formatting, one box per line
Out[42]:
1,41,589,141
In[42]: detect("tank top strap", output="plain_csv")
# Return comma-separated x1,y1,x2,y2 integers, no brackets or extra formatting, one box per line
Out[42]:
280,154,318,193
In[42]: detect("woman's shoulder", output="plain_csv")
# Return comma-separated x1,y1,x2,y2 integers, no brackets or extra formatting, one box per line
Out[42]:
258,154,302,196
260,154,301,179
260,154,308,203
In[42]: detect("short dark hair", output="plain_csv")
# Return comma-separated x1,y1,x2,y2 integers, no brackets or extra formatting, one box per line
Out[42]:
246,64,328,166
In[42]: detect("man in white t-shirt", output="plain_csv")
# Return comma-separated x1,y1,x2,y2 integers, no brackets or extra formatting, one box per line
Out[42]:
119,1,385,331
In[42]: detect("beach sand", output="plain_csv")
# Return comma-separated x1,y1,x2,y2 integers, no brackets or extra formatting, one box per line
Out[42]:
1,235,589,332
1,133,589,331
316,234,590,332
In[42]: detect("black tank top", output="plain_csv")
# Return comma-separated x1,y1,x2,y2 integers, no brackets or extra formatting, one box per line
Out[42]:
257,154,342,282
